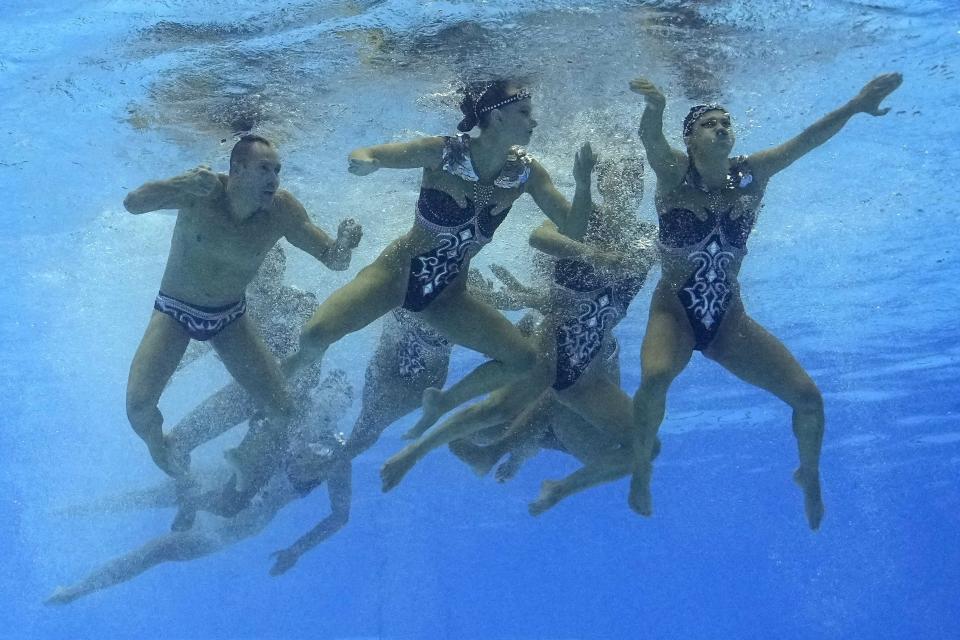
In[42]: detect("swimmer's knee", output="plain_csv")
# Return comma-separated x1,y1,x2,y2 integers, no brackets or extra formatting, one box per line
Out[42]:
790,381,824,417
638,367,676,397
125,386,160,423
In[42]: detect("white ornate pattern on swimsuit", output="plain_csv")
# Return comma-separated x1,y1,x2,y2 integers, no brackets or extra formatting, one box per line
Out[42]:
154,293,246,336
409,218,493,302
551,280,628,369
391,309,451,378
659,225,748,331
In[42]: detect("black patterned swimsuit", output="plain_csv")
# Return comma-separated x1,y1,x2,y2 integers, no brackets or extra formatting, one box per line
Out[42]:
657,155,760,350
552,258,644,390
390,308,451,378
402,134,532,311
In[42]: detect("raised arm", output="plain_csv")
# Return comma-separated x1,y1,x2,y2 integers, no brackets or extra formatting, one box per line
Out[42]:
280,193,363,271
269,462,352,576
526,142,595,239
629,79,687,189
122,166,223,214
347,136,446,176
749,72,903,181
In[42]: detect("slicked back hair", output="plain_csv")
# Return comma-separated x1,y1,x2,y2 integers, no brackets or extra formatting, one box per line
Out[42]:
229,134,273,174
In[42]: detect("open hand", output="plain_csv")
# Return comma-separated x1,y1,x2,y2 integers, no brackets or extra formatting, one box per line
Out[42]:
269,549,299,576
336,218,363,248
852,72,903,116
466,268,494,292
573,141,598,184
629,78,666,110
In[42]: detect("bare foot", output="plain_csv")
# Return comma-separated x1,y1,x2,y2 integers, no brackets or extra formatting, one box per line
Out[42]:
380,446,418,492
628,461,653,516
448,440,500,477
401,388,445,440
494,454,524,483
793,467,824,531
44,586,79,606
528,480,562,516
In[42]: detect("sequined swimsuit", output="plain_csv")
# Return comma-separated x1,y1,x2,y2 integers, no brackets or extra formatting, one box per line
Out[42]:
551,258,644,390
402,134,531,311
390,308,452,379
657,156,760,350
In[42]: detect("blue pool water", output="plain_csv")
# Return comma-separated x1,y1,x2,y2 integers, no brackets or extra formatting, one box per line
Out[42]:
2,1,959,638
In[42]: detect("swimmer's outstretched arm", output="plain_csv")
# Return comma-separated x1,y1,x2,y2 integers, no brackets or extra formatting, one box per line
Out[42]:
347,136,447,175
278,193,363,271
749,72,903,180
269,462,352,576
122,166,223,214
631,79,688,187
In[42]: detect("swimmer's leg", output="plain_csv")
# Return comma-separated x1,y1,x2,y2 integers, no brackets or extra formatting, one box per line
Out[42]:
126,311,191,477
166,382,258,463
406,291,538,437
705,312,825,530
558,374,635,448
381,370,549,492
343,337,451,459
448,393,552,480
629,304,695,517
211,315,294,496
285,252,407,377
45,531,220,605
529,449,632,516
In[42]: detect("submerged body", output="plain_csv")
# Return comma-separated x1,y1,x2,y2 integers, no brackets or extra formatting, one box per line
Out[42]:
123,136,361,479
623,73,903,528
283,82,591,414
380,152,658,493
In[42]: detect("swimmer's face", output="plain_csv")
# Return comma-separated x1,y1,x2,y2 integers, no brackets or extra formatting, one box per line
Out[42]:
687,109,735,154
232,143,281,210
497,96,537,145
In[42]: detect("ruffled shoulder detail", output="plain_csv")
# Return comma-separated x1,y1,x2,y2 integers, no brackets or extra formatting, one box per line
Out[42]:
495,146,532,188
441,133,479,182
441,135,532,188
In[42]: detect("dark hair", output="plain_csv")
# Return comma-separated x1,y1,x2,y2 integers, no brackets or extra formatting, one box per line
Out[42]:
229,134,273,172
457,80,528,132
